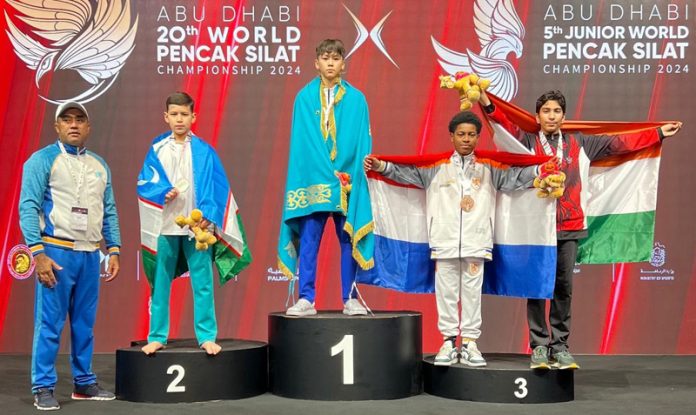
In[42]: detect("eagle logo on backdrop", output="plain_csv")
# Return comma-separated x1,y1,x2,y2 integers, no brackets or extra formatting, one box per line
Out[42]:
4,0,138,104
431,0,524,101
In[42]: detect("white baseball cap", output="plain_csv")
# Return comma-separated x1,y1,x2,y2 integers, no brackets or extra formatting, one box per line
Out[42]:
55,101,89,121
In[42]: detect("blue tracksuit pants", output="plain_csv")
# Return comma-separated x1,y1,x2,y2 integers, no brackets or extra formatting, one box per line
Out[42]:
298,212,357,303
31,245,100,392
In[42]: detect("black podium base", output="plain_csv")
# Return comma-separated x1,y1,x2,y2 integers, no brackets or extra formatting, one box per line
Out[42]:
269,311,422,400
424,353,574,403
116,338,267,403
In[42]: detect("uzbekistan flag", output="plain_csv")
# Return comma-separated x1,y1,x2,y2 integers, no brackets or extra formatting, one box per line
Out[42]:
137,133,252,285
356,151,557,299
486,93,669,264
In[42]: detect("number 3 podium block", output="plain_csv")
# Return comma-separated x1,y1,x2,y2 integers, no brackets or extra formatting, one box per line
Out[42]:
268,312,423,400
115,339,268,403
424,354,574,403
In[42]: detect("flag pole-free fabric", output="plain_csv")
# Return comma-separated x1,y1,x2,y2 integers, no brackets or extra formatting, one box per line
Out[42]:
485,93,670,264
278,78,374,278
357,150,558,299
137,132,252,285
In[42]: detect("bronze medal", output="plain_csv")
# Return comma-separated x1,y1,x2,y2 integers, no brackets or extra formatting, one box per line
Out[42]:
460,195,475,212
469,262,480,275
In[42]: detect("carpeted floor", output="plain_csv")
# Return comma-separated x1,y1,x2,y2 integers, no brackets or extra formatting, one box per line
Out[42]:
1,354,695,415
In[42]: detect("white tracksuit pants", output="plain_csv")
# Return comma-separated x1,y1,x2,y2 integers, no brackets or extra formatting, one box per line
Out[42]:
435,257,484,339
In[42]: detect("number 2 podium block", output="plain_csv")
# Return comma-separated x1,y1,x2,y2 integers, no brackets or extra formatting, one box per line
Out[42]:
268,311,423,400
115,339,268,403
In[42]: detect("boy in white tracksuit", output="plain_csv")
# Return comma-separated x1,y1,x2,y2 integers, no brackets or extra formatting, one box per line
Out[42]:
365,112,542,366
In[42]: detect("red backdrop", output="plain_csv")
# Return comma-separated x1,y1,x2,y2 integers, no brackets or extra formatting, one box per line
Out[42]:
1,0,694,354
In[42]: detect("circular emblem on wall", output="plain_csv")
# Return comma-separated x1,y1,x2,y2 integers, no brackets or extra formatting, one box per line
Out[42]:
7,244,35,280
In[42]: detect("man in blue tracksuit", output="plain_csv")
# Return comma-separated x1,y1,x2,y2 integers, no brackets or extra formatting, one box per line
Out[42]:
19,102,121,411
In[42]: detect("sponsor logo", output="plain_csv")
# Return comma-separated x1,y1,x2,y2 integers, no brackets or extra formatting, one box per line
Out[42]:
7,244,35,280
343,4,398,68
5,0,138,104
649,242,666,267
640,242,675,282
267,266,296,282
431,0,525,101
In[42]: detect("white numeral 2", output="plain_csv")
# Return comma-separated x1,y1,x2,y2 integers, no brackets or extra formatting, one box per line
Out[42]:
514,377,528,398
166,364,186,393
330,335,354,385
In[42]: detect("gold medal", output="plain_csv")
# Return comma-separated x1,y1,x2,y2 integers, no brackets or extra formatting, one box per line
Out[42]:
469,262,480,275
471,177,481,190
460,195,475,212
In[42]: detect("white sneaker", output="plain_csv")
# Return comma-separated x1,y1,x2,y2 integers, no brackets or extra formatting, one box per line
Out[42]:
286,298,317,316
460,341,487,367
343,298,368,315
434,340,458,366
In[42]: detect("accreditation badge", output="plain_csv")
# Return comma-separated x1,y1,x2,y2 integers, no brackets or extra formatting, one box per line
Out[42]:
70,207,89,231
7,244,35,280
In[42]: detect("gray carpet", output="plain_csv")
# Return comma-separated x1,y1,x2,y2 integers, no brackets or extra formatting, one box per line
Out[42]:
1,354,695,415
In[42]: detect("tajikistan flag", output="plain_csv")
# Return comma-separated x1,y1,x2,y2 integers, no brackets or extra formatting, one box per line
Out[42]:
577,145,661,263
485,93,669,265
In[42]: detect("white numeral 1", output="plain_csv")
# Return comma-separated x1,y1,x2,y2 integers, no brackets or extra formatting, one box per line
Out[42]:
330,335,354,385
514,377,528,398
166,364,186,393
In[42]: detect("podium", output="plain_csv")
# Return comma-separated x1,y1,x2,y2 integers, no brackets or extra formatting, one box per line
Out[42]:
116,339,267,403
424,353,574,403
268,311,422,400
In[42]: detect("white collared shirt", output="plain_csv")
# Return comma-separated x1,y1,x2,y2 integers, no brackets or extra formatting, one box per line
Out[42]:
158,134,195,235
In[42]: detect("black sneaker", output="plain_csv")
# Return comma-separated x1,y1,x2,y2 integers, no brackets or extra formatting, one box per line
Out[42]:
34,388,60,411
71,383,116,401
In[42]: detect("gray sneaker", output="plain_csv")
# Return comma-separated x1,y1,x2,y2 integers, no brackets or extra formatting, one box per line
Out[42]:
286,298,317,316
34,388,60,411
530,345,551,369
460,341,487,367
343,299,367,316
71,383,115,400
551,350,580,370
433,340,458,366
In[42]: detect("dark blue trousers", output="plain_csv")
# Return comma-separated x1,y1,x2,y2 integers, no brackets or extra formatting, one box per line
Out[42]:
298,212,357,303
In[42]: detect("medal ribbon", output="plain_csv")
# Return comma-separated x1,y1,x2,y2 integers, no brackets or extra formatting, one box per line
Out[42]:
58,141,87,206
538,130,564,162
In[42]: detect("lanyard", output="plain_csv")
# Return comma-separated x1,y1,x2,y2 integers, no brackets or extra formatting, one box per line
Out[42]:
58,141,87,205
456,154,479,193
538,130,564,161
169,138,189,178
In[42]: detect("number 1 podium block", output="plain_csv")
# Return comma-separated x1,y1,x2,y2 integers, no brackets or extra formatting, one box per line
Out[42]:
115,339,267,403
268,312,422,400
